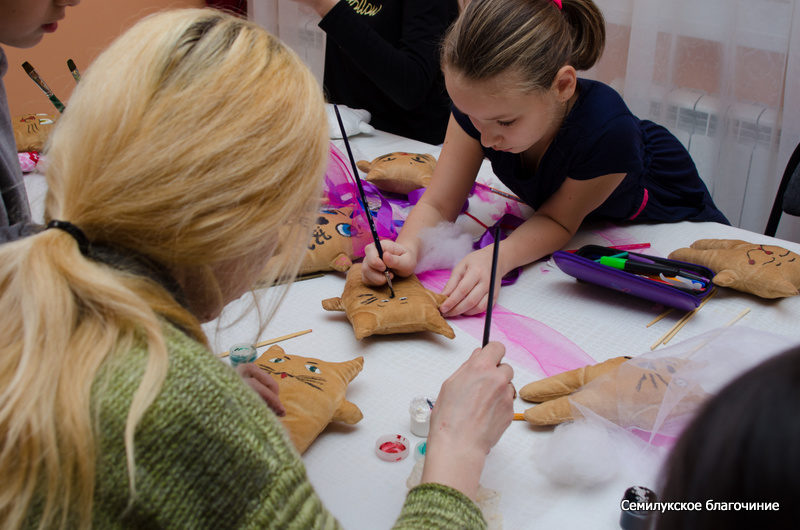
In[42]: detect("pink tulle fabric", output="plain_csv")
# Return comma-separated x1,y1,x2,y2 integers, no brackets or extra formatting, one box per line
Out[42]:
417,269,595,378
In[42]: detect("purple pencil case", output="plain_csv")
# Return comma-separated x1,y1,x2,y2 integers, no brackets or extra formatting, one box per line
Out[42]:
552,245,715,311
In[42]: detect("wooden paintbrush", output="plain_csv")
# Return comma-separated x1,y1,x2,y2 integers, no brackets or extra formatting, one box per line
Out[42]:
21,61,65,113
332,104,395,297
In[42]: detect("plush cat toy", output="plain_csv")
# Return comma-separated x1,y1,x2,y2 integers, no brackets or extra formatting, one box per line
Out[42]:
668,239,800,298
255,345,364,454
322,263,455,340
13,113,56,152
300,206,357,274
519,356,707,427
356,152,436,195
262,206,356,281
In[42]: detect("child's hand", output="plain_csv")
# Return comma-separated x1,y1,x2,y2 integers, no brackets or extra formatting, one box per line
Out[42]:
236,363,286,417
439,246,501,316
361,240,417,285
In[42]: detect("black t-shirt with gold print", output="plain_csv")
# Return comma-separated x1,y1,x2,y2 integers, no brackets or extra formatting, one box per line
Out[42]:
319,0,458,145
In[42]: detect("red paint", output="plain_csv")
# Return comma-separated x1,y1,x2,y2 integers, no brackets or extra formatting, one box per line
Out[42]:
379,441,407,454
280,373,288,379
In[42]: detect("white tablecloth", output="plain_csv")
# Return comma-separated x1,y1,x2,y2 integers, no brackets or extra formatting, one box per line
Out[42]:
25,129,800,530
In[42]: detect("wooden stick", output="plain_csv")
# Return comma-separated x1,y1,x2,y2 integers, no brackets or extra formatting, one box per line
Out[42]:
650,289,716,350
474,181,526,203
646,308,673,328
256,272,325,289
651,315,686,351
725,308,751,327
661,312,695,346
217,329,312,358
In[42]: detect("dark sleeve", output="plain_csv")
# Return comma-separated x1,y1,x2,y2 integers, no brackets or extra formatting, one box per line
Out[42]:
0,222,39,243
451,105,480,140
567,114,644,180
319,0,452,110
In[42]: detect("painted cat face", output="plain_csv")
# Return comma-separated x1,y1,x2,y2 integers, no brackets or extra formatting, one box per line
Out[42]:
669,239,800,298
356,152,437,195
261,206,356,280
521,356,708,430
257,352,327,391
255,345,364,453
300,206,356,274
13,113,56,152
308,207,354,252
744,245,797,267
321,263,455,340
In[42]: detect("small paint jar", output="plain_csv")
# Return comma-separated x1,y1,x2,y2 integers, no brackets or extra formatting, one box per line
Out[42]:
229,343,257,367
409,396,435,437
375,434,410,462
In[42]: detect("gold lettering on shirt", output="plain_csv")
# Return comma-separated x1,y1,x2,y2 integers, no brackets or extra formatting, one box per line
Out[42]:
345,0,382,16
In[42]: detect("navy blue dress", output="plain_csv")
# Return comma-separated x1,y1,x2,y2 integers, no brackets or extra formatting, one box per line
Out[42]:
452,78,729,224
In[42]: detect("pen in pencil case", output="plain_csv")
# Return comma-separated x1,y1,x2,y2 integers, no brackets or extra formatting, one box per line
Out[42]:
658,273,706,291
625,253,710,282
598,256,708,283
632,271,706,292
21,61,65,113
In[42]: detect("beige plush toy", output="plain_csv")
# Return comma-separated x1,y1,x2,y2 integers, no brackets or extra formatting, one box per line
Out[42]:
261,206,356,283
298,206,356,274
13,113,56,152
255,345,364,454
356,152,436,195
519,356,708,427
669,239,800,298
322,263,455,340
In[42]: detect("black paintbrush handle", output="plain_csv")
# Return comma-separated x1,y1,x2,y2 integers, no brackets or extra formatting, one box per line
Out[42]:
482,226,501,347
332,104,384,259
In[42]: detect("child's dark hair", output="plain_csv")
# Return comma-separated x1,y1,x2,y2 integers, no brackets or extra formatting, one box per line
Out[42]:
655,344,800,529
441,0,605,92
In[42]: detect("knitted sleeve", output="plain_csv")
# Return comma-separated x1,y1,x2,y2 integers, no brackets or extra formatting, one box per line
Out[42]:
92,323,485,529
92,324,340,528
394,484,487,529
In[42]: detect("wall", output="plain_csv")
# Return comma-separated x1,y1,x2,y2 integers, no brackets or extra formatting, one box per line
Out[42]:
4,0,204,117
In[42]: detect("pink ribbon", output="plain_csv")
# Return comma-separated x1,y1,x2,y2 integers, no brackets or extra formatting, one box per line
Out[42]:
324,144,398,257
552,0,562,9
418,269,594,377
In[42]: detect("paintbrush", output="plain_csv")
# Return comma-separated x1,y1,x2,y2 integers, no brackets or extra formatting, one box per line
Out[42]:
332,104,395,298
67,59,81,83
482,226,501,347
21,61,65,113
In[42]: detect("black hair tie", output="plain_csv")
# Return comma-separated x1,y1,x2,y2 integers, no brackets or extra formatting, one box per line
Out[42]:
46,220,90,255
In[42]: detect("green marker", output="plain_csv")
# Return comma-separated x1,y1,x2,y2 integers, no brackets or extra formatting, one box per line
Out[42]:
599,256,683,277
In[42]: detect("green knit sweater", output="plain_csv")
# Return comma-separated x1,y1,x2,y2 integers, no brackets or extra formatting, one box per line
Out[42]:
61,323,485,529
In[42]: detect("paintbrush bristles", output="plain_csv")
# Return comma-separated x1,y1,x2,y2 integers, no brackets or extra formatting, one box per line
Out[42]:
67,59,81,82
22,61,52,93
21,61,65,112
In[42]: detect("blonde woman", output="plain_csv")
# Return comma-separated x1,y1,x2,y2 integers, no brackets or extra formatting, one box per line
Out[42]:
0,9,513,529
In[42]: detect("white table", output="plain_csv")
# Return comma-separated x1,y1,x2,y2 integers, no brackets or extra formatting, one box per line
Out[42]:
25,130,800,529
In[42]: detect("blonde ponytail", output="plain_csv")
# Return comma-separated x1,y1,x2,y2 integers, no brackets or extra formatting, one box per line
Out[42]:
0,8,328,529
